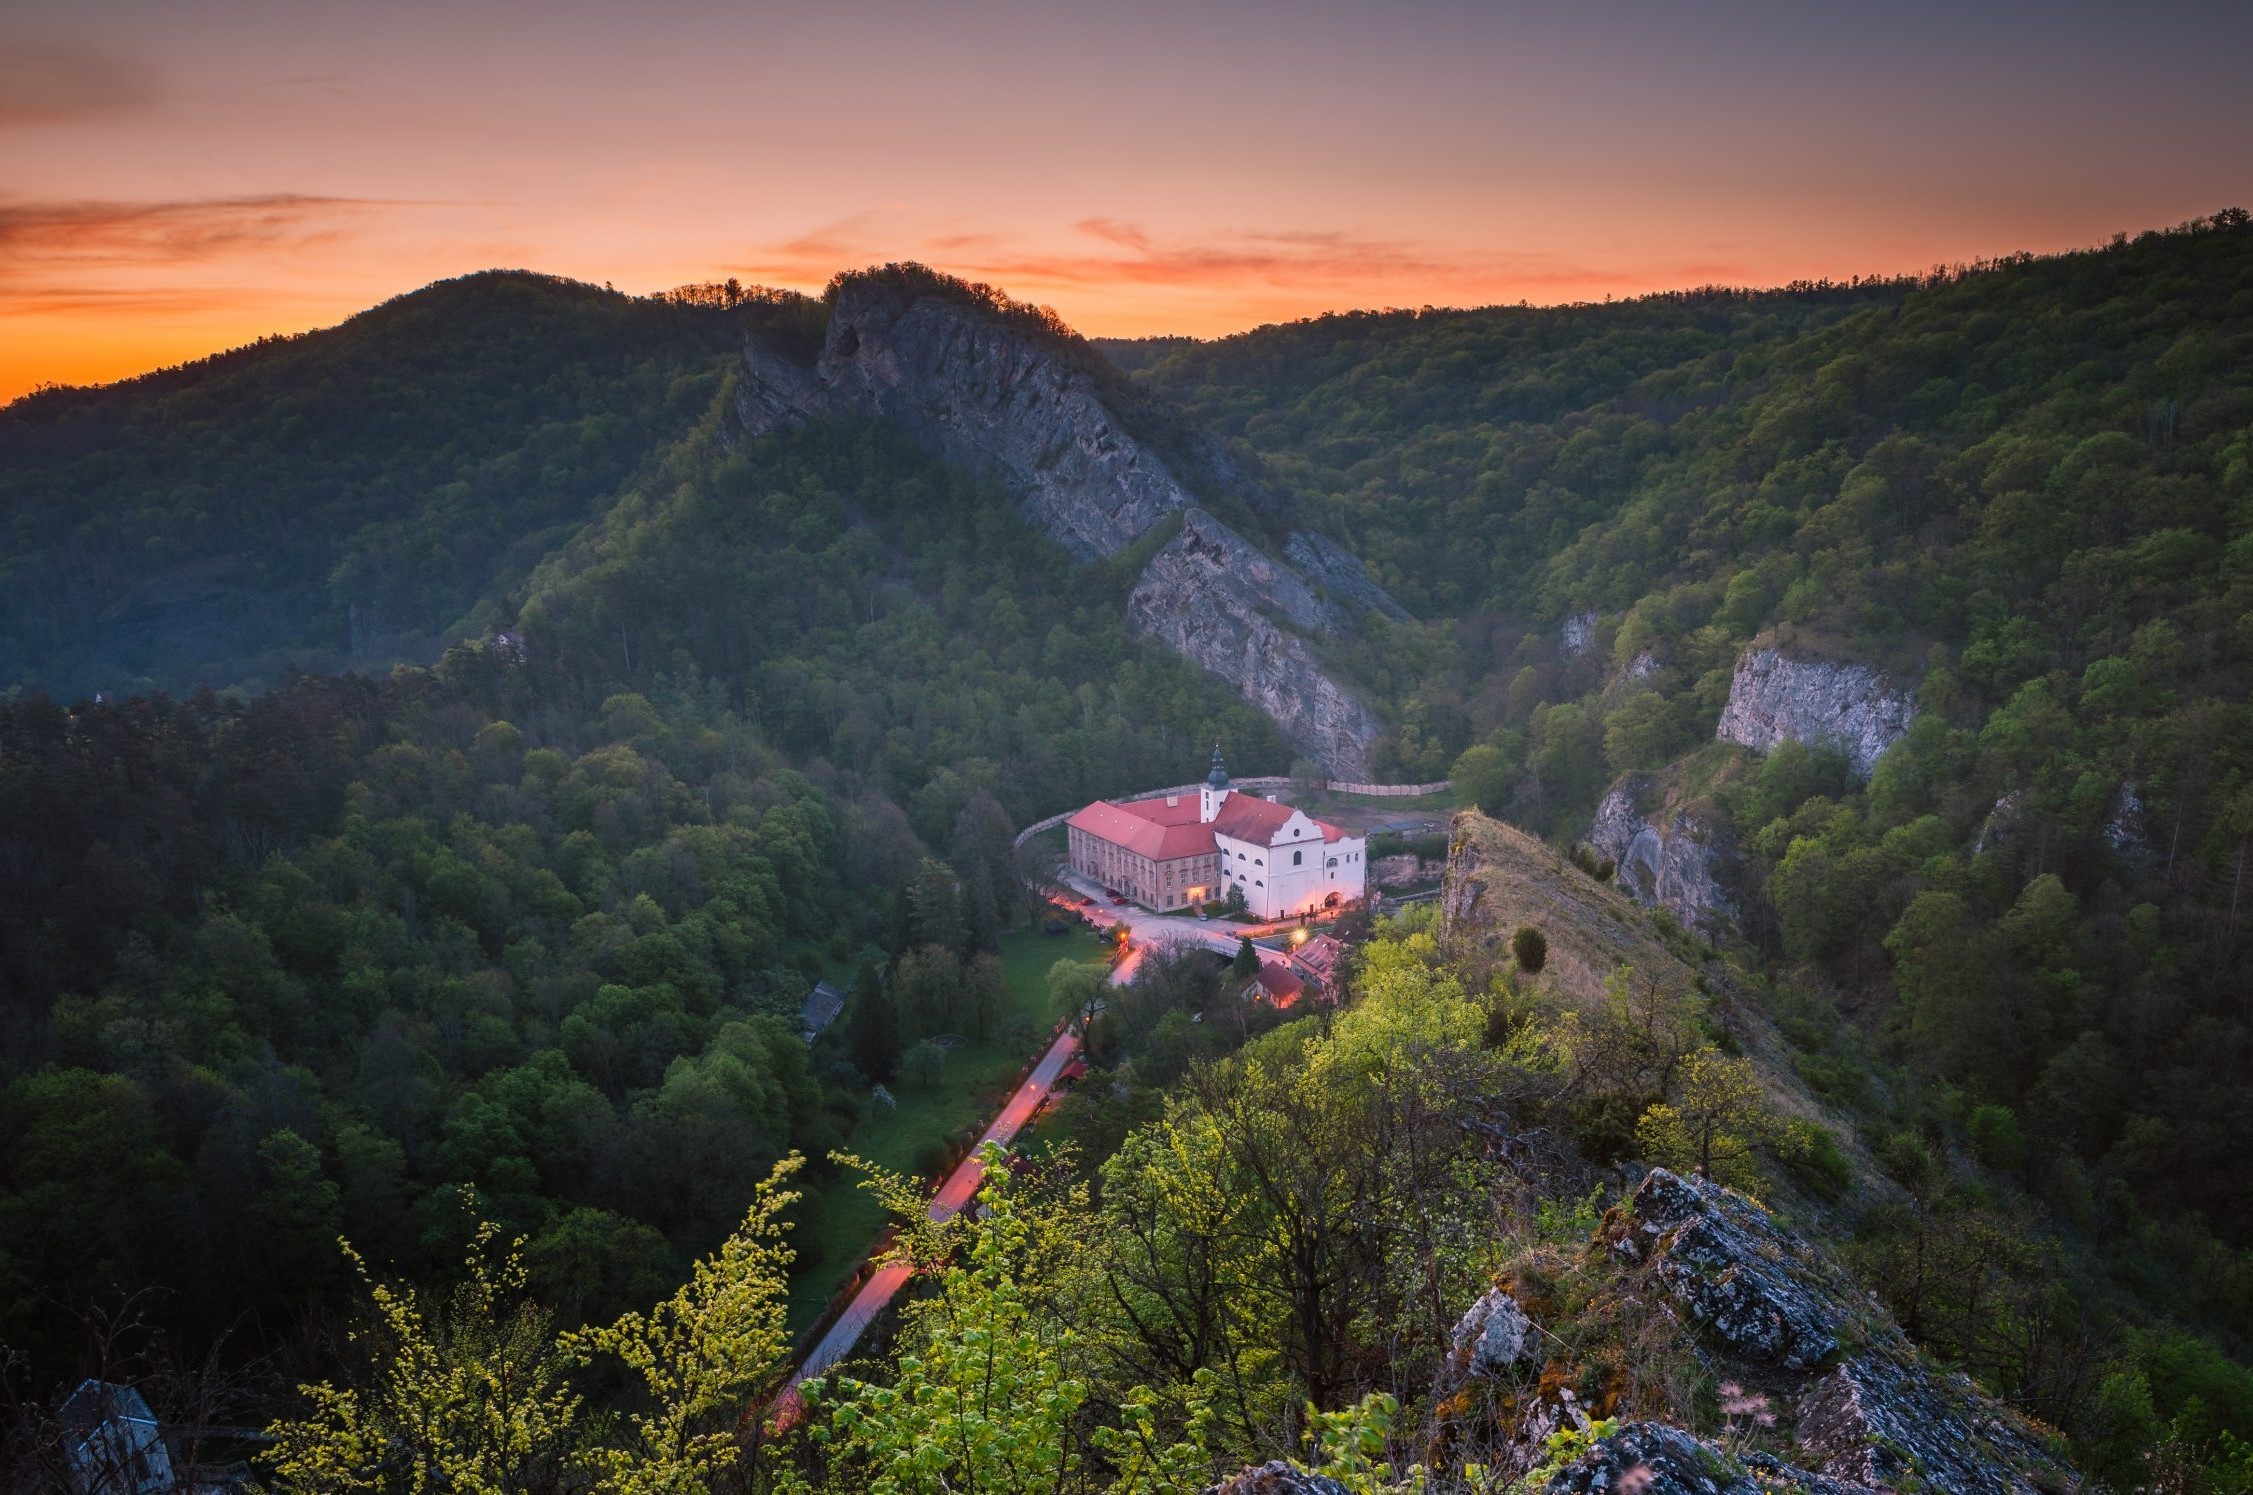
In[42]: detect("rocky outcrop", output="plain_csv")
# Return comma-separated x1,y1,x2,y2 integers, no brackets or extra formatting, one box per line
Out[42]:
735,273,1396,775
1209,1166,2076,1495
1601,1171,2073,1495
1451,1287,1535,1378
1715,647,1915,778
1563,611,1600,657
1543,1422,1871,1495
1609,1167,1850,1371
1129,512,1384,776
1587,778,1735,938
1442,810,1699,1012
1205,1464,1349,1495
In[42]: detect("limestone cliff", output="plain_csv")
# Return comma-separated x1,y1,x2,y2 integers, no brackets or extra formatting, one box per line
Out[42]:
1128,511,1385,777
733,270,1398,774
1715,645,1916,778
1587,775,1736,938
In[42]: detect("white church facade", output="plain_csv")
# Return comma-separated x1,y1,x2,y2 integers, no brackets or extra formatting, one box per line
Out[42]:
1065,747,1368,919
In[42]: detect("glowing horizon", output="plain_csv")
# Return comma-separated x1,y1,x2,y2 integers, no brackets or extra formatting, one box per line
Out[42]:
7,0,2251,402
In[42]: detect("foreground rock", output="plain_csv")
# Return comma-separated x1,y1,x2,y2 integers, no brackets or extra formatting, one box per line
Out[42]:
1596,1170,2073,1495
1715,645,1915,778
1544,1421,1871,1495
1587,777,1735,938
735,271,1396,774
1205,1464,1349,1495
1210,1169,2075,1495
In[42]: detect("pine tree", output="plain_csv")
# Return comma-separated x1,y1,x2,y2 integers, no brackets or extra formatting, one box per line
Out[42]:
846,961,901,1083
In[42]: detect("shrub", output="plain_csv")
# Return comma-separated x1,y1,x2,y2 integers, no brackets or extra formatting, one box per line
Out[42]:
1512,925,1549,972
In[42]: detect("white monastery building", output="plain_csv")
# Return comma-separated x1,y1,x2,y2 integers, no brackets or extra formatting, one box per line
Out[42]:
1065,747,1367,919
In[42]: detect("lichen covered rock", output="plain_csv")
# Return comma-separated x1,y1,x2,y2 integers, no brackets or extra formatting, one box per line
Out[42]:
1611,1168,1848,1371
1205,1461,1350,1495
1542,1422,1870,1495
1452,1287,1536,1377
1715,647,1915,778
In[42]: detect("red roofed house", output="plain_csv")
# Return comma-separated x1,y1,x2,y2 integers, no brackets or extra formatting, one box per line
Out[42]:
1065,746,1368,919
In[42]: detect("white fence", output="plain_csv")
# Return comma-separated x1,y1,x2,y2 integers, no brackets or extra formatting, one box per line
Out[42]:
1323,779,1452,798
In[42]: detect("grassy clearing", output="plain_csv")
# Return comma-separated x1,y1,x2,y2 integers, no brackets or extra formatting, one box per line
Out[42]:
783,924,1112,1332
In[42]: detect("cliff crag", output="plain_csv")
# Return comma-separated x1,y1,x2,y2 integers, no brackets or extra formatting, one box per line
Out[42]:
734,272,1398,773
1715,646,1916,779
1587,776,1736,938
1129,512,1385,776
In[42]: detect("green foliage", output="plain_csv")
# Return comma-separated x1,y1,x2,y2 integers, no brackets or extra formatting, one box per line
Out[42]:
0,273,788,696
1510,925,1548,973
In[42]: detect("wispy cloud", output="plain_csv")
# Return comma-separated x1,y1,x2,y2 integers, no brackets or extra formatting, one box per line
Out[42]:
0,39,159,128
727,215,1756,311
0,194,393,276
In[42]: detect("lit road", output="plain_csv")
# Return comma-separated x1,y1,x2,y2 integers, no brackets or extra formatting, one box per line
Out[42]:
769,1018,1084,1426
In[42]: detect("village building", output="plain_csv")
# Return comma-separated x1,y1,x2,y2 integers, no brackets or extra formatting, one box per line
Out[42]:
1065,747,1367,919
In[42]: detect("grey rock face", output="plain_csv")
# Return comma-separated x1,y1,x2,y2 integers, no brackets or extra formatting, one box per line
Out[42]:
1588,779,1735,937
1796,1354,2066,1495
740,279,1200,559
1608,1170,2074,1495
1715,647,1915,778
1129,512,1384,776
1451,1287,1535,1377
734,277,1395,771
1563,611,1599,657
1206,1462,1350,1495
1543,1422,1871,1495
1284,531,1412,623
1616,1168,1848,1371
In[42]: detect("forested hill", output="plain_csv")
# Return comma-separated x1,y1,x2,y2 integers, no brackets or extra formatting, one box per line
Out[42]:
0,272,823,700
1114,213,2253,1475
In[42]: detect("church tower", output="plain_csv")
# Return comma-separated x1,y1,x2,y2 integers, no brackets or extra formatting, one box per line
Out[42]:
1199,742,1231,823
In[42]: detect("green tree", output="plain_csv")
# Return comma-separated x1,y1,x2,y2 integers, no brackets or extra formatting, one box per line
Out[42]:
1636,1048,1779,1187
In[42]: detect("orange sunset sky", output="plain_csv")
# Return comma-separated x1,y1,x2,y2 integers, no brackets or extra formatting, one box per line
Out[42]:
6,0,2252,404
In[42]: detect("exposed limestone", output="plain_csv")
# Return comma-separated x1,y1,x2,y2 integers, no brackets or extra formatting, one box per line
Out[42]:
1974,791,2023,856
1543,1422,1869,1495
2104,782,2149,862
1205,1463,1349,1495
1587,777,1735,938
1211,1164,2076,1495
1128,510,1383,777
737,277,1203,558
1715,646,1916,779
1609,1168,1849,1371
1608,1171,2074,1495
1451,1287,1535,1377
1563,611,1599,657
733,276,1396,775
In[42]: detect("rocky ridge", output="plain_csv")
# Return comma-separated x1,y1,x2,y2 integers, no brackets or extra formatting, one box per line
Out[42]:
732,273,1399,774
1715,646,1916,779
1208,1168,2074,1495
1586,776,1736,938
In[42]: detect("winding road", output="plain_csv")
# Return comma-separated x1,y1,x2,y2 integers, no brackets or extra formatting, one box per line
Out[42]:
768,1015,1085,1425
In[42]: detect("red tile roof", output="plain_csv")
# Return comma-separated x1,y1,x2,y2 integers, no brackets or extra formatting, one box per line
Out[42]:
1066,799,1216,861
1209,794,1349,847
1069,790,1351,861
1252,957,1304,1005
